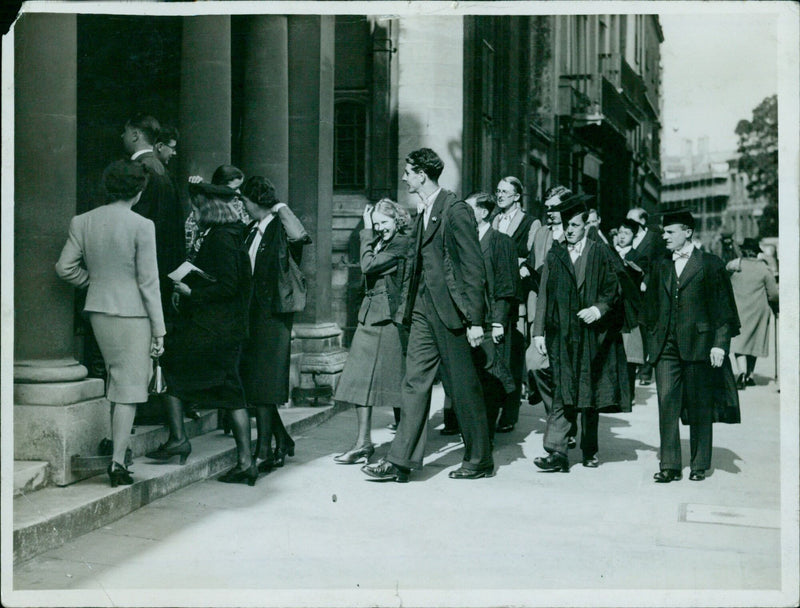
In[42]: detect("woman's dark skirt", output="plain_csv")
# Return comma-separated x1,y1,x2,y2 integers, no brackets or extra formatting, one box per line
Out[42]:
161,324,247,410
335,321,404,407
240,308,294,405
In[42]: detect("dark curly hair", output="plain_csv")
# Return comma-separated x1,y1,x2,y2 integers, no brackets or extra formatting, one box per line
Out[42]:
102,159,148,203
405,148,444,181
240,175,279,209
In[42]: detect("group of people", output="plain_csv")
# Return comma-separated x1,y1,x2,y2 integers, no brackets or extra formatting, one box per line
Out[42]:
56,130,777,490
57,114,309,487
335,147,776,485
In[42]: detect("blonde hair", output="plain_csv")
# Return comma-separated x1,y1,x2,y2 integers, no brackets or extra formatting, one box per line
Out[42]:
194,193,241,228
373,198,412,234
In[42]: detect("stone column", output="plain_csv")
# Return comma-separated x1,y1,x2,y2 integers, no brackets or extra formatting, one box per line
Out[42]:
240,16,289,202
14,13,108,485
179,16,232,180
287,15,346,404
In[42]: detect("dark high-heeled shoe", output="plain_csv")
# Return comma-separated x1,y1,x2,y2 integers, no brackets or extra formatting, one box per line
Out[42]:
218,462,258,486
145,439,192,465
107,462,134,487
271,441,295,468
334,443,375,465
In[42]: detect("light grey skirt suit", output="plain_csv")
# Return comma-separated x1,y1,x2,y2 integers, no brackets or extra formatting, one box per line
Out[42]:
56,203,166,403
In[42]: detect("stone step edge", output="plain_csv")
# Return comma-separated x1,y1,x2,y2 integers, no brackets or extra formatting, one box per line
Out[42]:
13,461,50,497
13,401,348,565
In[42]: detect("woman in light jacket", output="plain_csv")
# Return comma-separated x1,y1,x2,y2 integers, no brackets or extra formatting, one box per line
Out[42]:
56,160,165,487
239,176,311,472
333,199,411,464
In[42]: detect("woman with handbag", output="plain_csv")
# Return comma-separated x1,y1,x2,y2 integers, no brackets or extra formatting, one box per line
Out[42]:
147,180,257,485
239,176,311,472
56,160,165,487
333,199,411,464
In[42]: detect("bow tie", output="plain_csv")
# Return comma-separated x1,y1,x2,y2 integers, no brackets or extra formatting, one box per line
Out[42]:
567,242,583,254
672,251,691,260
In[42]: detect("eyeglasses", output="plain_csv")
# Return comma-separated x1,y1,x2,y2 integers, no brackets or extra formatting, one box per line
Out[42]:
495,189,515,196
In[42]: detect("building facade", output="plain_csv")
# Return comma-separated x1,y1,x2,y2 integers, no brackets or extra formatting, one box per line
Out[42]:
10,11,663,485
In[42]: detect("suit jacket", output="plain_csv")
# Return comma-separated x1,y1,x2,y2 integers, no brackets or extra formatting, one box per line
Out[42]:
56,203,166,337
400,189,486,329
480,227,519,327
357,230,410,326
247,205,311,315
642,248,740,363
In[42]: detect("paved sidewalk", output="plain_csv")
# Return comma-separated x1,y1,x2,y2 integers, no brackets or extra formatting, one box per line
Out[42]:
9,356,793,607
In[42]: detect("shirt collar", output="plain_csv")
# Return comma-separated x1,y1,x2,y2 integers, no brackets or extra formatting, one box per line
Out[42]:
672,242,695,260
568,234,588,253
500,204,520,220
130,149,152,161
478,223,491,240
425,188,441,209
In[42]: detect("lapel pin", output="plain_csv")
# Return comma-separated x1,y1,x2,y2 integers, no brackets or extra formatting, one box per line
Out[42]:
432,216,438,223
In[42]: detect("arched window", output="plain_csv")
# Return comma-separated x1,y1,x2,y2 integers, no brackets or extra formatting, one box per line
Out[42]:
334,101,367,190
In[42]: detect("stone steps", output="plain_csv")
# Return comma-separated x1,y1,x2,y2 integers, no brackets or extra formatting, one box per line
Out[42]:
13,403,346,564
13,461,50,497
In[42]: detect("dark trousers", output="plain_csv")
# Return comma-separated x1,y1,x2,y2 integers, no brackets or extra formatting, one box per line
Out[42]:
532,365,577,442
388,291,493,471
654,335,713,471
543,401,597,458
496,327,525,427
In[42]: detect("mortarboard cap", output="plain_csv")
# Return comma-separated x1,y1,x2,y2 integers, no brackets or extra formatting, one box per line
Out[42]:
554,193,591,224
657,207,696,230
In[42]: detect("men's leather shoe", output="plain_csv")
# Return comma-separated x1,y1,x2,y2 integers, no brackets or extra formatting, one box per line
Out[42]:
439,427,460,436
386,422,398,432
533,453,569,472
689,470,706,481
448,466,493,480
567,437,577,449
653,469,682,483
582,456,599,468
495,424,515,433
362,459,409,483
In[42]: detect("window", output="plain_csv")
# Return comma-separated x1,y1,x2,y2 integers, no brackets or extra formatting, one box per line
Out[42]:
334,101,367,190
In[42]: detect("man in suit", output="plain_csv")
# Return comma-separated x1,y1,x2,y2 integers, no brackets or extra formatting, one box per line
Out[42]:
626,207,664,386
122,114,185,323
440,192,520,438
641,209,740,483
531,197,626,472
362,148,493,482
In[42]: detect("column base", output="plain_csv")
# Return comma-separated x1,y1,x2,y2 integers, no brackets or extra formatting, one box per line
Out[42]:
291,322,348,406
14,378,110,486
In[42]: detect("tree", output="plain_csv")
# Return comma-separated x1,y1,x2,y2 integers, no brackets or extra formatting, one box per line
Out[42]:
735,94,778,237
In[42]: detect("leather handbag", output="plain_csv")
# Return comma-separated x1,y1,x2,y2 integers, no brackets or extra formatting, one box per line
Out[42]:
148,356,168,395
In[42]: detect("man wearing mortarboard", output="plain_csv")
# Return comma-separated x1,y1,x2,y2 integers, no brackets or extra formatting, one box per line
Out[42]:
531,194,630,472
641,208,741,483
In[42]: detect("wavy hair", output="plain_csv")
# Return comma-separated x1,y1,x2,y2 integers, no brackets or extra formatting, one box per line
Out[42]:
194,192,241,228
241,175,279,209
373,198,412,234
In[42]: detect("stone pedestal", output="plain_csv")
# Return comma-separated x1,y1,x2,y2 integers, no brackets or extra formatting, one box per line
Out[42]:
12,13,108,487
291,323,347,406
14,379,110,486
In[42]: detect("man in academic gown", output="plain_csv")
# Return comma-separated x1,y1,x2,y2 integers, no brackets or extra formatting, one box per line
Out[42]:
362,148,493,482
531,196,628,472
641,209,741,483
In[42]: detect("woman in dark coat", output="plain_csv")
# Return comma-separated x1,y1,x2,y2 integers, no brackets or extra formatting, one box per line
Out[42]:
239,176,311,472
333,199,411,464
726,238,779,388
147,181,256,485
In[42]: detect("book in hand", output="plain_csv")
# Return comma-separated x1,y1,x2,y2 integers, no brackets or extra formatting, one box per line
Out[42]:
168,261,217,285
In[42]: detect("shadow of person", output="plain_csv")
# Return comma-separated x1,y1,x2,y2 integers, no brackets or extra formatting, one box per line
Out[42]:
587,414,660,465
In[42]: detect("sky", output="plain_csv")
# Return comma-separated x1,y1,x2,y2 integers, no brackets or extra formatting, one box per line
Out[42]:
659,12,778,158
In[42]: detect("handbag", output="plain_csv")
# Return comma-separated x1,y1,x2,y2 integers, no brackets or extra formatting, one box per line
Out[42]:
275,231,308,313
148,356,168,395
